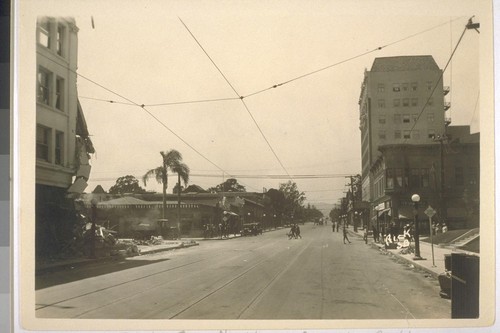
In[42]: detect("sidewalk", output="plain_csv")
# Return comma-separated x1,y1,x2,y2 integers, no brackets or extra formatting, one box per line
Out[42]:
347,228,479,279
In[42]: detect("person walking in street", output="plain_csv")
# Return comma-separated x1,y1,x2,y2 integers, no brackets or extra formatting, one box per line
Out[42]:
288,224,296,239
295,224,302,239
343,224,351,244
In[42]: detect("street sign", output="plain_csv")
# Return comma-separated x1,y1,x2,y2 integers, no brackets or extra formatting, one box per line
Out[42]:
425,206,436,218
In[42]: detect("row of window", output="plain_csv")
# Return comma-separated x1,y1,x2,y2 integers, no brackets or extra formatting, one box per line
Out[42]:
377,81,434,93
378,129,437,140
378,113,435,124
37,67,65,111
38,20,67,58
36,125,65,166
377,97,434,108
385,167,477,189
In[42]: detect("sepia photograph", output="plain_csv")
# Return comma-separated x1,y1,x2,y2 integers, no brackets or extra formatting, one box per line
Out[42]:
13,0,495,331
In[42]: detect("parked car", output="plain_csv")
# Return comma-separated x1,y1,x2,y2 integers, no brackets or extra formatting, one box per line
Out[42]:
241,223,263,236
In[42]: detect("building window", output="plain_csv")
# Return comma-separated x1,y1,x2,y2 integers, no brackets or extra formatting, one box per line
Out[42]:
421,169,429,187
55,131,64,165
427,81,433,90
378,130,386,140
377,83,385,92
402,83,409,91
427,113,434,122
411,98,418,107
393,99,400,107
403,114,410,123
428,129,436,139
378,99,385,108
412,130,420,140
37,67,51,106
379,115,386,124
394,130,401,139
55,77,65,111
402,98,409,107
427,97,434,106
57,24,65,57
395,168,404,187
393,83,400,92
412,114,419,122
386,169,394,189
36,125,51,162
411,82,418,91
403,130,411,139
410,169,420,187
38,21,51,48
455,167,464,186
394,114,401,124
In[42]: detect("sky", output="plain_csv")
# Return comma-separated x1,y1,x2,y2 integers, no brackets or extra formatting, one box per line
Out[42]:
27,0,484,207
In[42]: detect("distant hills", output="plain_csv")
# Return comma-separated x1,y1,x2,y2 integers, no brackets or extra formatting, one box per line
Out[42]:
312,202,336,217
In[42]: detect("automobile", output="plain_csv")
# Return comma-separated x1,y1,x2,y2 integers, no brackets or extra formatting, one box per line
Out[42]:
240,223,263,236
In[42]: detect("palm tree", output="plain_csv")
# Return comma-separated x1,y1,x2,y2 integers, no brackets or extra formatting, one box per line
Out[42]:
142,150,190,233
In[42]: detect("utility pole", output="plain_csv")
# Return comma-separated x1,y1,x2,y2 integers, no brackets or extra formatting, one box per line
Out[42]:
434,134,448,224
345,175,357,231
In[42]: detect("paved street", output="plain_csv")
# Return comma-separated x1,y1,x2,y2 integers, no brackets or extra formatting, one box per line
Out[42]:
36,223,450,319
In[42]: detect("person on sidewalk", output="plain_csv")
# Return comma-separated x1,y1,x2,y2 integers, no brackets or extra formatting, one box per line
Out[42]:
372,225,379,242
342,224,351,244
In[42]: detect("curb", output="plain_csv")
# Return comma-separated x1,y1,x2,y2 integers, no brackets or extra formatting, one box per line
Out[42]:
346,229,441,279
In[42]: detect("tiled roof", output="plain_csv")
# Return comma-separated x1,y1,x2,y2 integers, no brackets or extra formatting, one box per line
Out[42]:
371,56,440,72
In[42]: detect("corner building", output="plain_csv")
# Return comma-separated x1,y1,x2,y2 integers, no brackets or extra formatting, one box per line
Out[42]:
36,17,94,258
358,56,449,230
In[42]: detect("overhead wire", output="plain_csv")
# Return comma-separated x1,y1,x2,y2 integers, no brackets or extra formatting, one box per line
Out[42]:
37,50,259,191
178,17,294,181
403,20,470,143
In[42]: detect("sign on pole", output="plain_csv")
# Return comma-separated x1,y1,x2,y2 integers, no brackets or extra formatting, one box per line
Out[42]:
425,205,436,267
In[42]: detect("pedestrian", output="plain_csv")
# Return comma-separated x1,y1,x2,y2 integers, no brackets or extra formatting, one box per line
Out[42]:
342,224,351,244
295,224,302,239
288,224,296,239
372,225,378,242
442,223,448,233
336,221,339,232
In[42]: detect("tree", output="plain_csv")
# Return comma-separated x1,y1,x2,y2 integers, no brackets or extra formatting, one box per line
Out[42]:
208,178,246,193
265,188,286,227
142,150,190,221
279,181,305,220
108,175,145,194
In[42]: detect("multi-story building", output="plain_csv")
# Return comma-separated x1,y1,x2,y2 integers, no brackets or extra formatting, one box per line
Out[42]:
36,17,94,258
358,56,479,233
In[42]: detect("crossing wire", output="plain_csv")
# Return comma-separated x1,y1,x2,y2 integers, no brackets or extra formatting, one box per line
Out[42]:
178,17,294,182
403,18,472,143
36,51,259,191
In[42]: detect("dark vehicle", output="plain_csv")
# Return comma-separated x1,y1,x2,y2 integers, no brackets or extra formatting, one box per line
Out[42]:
241,223,263,236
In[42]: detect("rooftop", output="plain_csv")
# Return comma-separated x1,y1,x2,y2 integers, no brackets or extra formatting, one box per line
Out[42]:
370,55,440,72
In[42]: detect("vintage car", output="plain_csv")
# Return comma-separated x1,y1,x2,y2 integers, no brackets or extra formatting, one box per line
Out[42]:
240,223,263,236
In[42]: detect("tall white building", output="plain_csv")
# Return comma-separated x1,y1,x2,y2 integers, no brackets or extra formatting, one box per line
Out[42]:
36,17,94,258
358,56,447,205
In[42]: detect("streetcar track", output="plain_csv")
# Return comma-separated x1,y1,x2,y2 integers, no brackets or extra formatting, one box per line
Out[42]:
236,237,315,319
35,259,206,311
37,237,278,314
169,235,304,319
75,241,283,318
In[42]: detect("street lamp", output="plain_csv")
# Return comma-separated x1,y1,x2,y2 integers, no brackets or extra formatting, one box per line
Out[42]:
411,194,424,260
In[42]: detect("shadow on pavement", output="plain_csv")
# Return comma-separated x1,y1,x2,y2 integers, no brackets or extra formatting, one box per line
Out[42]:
36,257,170,290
